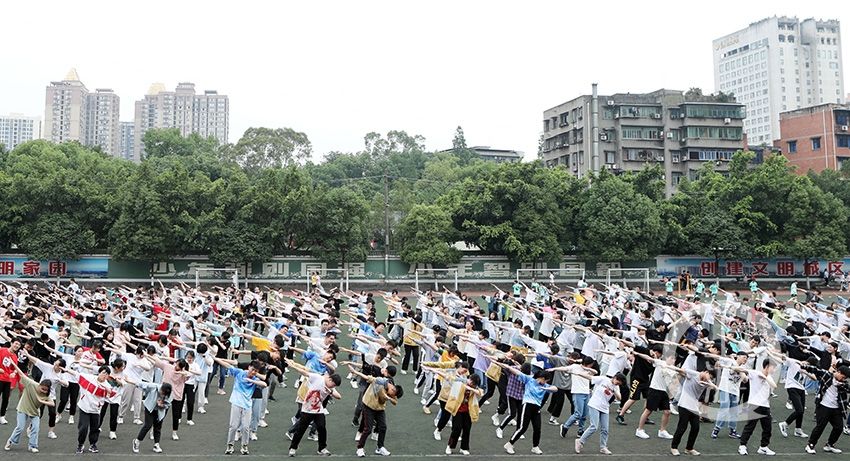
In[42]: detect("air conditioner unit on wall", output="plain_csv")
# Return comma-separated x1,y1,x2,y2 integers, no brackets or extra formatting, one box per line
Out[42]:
724,117,732,124
653,113,662,119
666,132,674,139
599,133,609,141
607,100,615,106
842,125,849,131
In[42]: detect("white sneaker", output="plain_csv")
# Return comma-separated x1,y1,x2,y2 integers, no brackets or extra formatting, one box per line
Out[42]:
29,447,39,453
547,416,559,425
460,450,470,455
413,387,419,395
371,432,378,441
68,416,75,425
0,417,7,425
575,439,583,454
187,420,195,426
823,445,842,454
132,439,140,453
504,442,515,455
510,419,517,426
445,446,452,455
844,426,850,436
356,448,365,457
250,432,258,441
433,429,441,441
401,370,407,375
264,409,269,416
48,431,57,439
805,445,816,454
152,443,163,453
317,448,331,456
289,448,297,457
635,429,650,439
492,413,501,426
785,401,793,410
658,430,674,440
117,417,124,425
496,427,503,439
670,406,679,415
133,419,143,425
55,414,62,422
795,428,808,438
531,446,543,455
757,446,775,456
738,446,748,455
198,407,207,414
172,432,179,441
600,447,613,455
109,431,117,440
3,440,10,451
375,447,391,456
350,380,359,389
671,448,681,456
258,419,268,428
778,421,788,438
204,398,209,405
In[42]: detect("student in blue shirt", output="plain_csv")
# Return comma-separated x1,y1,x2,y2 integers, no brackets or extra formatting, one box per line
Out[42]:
495,362,557,455
211,357,267,456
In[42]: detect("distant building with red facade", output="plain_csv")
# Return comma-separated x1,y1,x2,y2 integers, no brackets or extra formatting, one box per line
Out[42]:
776,103,850,173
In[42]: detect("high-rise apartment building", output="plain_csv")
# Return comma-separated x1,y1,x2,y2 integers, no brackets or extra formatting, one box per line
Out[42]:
133,82,229,160
119,121,135,161
44,69,89,145
714,16,845,144
43,69,121,156
0,114,41,151
541,87,746,197
86,89,120,156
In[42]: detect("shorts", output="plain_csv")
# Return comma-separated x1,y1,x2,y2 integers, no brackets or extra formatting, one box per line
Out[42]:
628,379,649,401
646,389,670,412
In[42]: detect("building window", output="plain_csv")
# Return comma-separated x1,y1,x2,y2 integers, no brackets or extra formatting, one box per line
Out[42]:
787,141,797,153
812,137,822,150
837,135,850,149
605,151,616,164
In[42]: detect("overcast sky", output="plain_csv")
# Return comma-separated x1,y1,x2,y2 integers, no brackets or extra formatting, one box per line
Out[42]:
2,1,848,161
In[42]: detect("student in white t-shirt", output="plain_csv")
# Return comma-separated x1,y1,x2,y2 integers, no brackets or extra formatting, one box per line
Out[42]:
731,359,778,456
574,372,626,455
669,366,718,456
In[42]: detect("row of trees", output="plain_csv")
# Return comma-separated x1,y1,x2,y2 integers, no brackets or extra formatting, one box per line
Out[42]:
1,126,848,266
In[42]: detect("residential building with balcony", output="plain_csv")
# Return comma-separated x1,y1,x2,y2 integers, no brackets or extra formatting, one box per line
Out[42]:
0,114,40,150
542,87,746,196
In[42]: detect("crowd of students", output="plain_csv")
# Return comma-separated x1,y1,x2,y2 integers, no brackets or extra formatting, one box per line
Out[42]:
1,275,850,457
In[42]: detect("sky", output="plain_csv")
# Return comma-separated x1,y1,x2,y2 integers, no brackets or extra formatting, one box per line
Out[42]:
2,1,849,161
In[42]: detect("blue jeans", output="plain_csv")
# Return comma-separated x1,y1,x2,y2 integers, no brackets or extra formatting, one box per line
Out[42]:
714,390,739,431
211,362,227,390
562,393,589,431
8,412,40,449
472,369,488,395
579,407,609,449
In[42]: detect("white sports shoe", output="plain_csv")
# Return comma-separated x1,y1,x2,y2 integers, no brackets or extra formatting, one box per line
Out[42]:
635,429,650,439
433,429,441,440
356,448,365,457
503,442,515,455
778,421,788,438
756,446,775,456
492,413,501,426
375,447,391,456
496,427,503,439
658,430,674,439
738,446,748,455
152,443,163,453
823,445,842,453
531,446,543,455
445,446,452,455
109,431,117,440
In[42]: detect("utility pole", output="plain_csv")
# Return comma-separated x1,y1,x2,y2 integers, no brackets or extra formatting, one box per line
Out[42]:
384,172,390,282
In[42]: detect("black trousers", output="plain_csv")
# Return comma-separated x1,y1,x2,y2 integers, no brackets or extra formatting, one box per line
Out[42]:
185,384,196,422
509,402,542,446
0,381,11,417
495,375,509,415
59,382,80,415
499,397,522,429
137,408,165,444
288,412,327,451
448,411,472,450
172,398,184,431
77,411,101,447
807,404,844,448
425,380,443,407
98,402,119,432
547,388,572,418
357,407,386,448
672,407,701,450
401,345,419,371
739,405,771,448
436,401,451,430
785,388,805,429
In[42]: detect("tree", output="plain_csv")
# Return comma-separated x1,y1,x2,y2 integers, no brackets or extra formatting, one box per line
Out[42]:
307,187,370,265
450,126,478,164
395,205,461,265
18,213,96,260
142,128,219,159
783,176,847,261
577,173,662,261
228,127,312,172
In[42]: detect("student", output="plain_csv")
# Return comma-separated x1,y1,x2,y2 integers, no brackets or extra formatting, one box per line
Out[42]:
735,359,777,456
559,355,596,438
68,365,118,454
805,365,850,454
779,357,817,438
633,347,675,440
3,360,54,453
497,363,557,455
575,372,626,455
445,374,483,456
0,339,22,425
129,381,172,454
213,357,267,455
349,365,402,457
670,365,717,456
712,351,748,439
286,363,342,457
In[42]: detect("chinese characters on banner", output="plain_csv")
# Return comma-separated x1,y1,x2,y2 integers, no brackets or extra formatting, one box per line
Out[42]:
664,257,848,279
0,258,82,277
